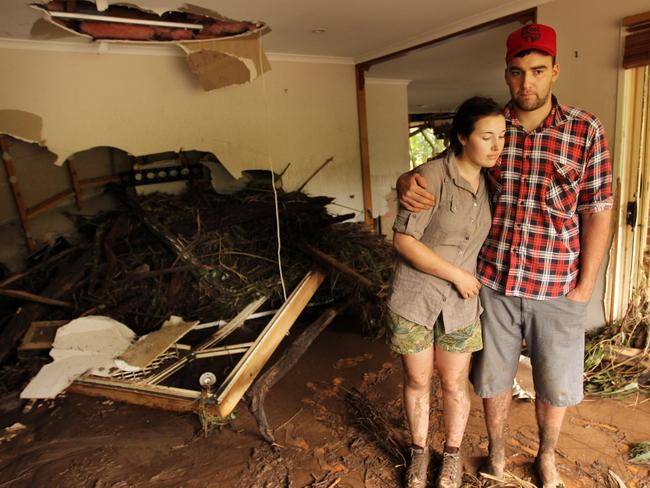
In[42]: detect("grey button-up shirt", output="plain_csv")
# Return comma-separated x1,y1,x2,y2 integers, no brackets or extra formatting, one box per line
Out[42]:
388,153,492,333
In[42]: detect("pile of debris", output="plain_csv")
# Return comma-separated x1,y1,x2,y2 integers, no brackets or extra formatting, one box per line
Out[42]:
584,270,650,397
0,179,394,431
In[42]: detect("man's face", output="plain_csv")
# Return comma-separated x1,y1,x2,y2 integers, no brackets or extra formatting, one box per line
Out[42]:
505,51,559,112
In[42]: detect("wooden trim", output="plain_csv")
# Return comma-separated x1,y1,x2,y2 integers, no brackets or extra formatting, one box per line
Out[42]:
357,8,536,69
623,11,650,28
355,64,373,226
0,136,35,251
216,271,325,417
68,378,213,414
352,8,536,230
80,175,121,188
66,157,83,209
27,189,75,219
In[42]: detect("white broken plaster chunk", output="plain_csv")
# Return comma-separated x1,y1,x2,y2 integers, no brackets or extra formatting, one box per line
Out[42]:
20,316,136,400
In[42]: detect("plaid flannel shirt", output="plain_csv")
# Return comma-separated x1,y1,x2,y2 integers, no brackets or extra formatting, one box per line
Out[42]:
477,96,613,299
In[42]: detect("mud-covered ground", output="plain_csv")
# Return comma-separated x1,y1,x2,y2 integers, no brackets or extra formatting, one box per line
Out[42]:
0,318,649,487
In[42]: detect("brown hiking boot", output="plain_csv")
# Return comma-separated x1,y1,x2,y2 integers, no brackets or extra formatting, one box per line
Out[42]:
436,451,463,488
405,445,429,488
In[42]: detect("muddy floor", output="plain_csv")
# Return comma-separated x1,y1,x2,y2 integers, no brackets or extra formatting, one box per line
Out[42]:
0,318,649,488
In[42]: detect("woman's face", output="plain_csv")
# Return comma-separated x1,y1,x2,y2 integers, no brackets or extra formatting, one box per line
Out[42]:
459,114,506,168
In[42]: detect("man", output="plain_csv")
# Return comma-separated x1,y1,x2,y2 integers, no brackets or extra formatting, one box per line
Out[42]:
396,23,613,487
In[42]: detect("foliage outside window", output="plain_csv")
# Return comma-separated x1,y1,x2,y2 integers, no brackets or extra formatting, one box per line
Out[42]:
409,128,447,169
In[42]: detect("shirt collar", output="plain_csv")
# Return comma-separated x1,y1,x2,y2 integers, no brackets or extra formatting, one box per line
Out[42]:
444,152,483,195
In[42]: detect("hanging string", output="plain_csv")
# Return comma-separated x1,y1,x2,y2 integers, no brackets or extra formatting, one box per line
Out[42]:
257,34,287,301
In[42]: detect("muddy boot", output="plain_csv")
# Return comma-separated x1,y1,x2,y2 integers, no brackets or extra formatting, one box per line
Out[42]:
436,451,463,488
405,445,429,488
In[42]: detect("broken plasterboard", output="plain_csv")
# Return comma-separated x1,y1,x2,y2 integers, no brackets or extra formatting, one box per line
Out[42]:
20,315,136,399
0,110,46,147
30,1,271,91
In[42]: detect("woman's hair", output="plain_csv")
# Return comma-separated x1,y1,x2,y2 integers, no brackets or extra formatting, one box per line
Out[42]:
448,96,503,156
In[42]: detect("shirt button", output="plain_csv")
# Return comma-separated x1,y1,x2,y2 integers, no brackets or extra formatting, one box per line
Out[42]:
465,235,470,240
473,202,478,207
518,199,524,205
442,297,447,302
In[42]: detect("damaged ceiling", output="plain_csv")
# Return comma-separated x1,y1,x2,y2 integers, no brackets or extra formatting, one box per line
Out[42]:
0,0,549,165
1,0,550,60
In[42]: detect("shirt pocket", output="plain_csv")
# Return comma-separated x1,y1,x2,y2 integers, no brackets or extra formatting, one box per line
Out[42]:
544,156,581,235
431,195,460,237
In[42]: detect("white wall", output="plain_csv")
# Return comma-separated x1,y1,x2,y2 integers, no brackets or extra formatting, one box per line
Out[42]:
0,44,364,227
538,0,649,328
365,79,410,234
539,0,649,144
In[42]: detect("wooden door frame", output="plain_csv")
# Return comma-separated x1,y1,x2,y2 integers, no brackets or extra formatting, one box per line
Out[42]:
354,8,537,225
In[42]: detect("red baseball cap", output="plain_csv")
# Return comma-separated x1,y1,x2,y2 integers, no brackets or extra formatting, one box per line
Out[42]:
506,23,556,61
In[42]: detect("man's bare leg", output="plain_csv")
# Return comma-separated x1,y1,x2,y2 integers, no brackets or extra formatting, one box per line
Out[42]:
402,347,434,447
482,391,512,479
535,398,566,487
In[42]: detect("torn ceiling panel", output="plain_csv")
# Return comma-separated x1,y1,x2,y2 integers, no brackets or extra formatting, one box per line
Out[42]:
30,1,271,91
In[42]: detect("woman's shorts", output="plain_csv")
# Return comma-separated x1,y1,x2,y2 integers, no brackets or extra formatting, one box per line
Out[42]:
385,309,482,355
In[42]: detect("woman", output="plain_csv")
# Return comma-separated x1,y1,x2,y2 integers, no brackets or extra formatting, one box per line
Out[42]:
386,97,505,488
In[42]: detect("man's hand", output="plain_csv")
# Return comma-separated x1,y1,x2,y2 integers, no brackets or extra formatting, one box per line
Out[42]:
452,269,481,299
396,172,435,212
566,285,592,303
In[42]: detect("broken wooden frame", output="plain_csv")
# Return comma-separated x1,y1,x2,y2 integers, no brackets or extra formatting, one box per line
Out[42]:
0,135,119,252
67,270,326,420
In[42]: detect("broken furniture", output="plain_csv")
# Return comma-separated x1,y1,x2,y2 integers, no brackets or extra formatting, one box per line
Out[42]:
66,271,325,430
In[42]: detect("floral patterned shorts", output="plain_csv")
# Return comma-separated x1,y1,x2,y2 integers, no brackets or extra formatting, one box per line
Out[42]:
386,309,483,355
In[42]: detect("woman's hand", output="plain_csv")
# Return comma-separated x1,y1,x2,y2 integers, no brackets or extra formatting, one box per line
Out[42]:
452,269,481,299
396,172,435,212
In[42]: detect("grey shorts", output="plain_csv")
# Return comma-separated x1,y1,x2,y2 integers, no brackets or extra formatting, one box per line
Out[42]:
471,285,587,407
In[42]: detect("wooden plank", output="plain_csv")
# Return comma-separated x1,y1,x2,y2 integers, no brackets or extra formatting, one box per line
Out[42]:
193,343,252,359
18,320,68,355
0,136,35,252
0,288,74,308
79,175,121,188
66,157,83,209
250,303,346,442
27,189,75,219
68,378,210,414
355,65,373,226
306,244,376,290
216,270,325,417
117,317,198,371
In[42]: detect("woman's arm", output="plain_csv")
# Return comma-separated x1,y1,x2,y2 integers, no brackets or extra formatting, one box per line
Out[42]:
393,232,481,299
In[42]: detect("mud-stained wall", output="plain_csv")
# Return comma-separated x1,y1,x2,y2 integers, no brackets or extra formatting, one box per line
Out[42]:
0,46,362,223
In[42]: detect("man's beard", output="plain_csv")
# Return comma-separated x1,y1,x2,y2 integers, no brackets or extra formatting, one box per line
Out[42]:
514,90,549,112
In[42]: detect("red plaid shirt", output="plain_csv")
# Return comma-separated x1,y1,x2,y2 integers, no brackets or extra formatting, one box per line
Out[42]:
478,97,613,299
